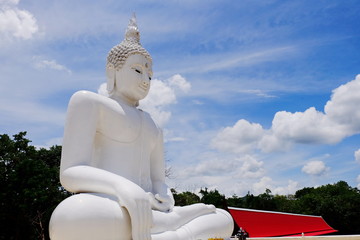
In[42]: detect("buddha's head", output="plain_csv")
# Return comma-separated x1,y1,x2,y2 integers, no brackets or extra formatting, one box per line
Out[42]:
106,14,152,105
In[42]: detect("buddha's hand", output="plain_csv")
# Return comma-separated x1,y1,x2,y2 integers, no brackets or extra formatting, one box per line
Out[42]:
148,192,175,212
118,187,152,240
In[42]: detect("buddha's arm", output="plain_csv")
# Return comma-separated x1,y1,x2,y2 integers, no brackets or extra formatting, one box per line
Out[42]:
149,129,175,212
60,91,152,240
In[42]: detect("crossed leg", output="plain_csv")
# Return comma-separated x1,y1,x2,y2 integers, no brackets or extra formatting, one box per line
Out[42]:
152,205,234,240
50,193,233,240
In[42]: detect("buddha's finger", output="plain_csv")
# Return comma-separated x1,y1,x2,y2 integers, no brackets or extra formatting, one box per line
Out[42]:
155,193,170,203
150,198,165,210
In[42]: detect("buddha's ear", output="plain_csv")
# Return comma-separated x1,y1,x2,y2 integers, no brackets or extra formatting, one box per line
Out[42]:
106,67,116,94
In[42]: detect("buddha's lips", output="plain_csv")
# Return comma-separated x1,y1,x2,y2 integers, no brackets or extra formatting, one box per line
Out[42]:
139,85,149,92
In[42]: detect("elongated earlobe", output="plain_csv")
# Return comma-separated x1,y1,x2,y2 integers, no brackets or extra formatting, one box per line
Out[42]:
106,67,116,94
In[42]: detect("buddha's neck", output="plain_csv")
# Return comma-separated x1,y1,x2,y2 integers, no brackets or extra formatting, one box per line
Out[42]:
110,94,138,107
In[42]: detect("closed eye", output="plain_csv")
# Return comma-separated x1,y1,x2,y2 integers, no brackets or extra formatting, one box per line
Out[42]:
135,69,142,74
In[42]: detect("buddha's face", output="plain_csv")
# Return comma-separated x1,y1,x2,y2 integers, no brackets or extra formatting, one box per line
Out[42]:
114,54,153,103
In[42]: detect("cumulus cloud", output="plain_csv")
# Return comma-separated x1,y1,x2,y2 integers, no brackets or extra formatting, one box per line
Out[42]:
302,160,329,176
176,154,266,191
252,176,273,194
238,155,265,179
357,175,360,189
212,75,360,154
355,149,360,164
211,119,265,153
97,74,190,127
170,150,303,196
0,0,38,40
167,74,191,93
186,158,238,177
251,177,299,195
177,153,263,178
271,107,344,144
325,76,360,133
273,180,299,196
141,79,176,108
140,78,176,127
258,133,291,153
271,74,360,146
97,83,108,97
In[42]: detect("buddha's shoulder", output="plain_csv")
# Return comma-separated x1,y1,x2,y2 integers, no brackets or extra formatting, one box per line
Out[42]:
69,90,115,107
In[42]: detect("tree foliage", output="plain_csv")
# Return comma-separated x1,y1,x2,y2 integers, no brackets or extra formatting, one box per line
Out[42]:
199,188,228,209
293,181,360,234
0,132,70,240
171,189,200,206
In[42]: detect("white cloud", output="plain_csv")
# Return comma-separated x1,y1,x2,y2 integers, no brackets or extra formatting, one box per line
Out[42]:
0,0,19,5
97,83,109,97
258,133,290,153
211,119,265,153
167,74,191,93
238,155,265,179
273,180,300,196
189,158,238,177
171,153,268,196
251,177,300,195
271,107,346,144
270,74,360,147
357,175,360,189
212,75,360,154
252,176,273,194
238,89,277,98
302,160,329,176
140,75,191,127
355,149,360,164
139,78,176,127
142,79,177,108
0,0,38,40
33,57,72,74
325,75,360,133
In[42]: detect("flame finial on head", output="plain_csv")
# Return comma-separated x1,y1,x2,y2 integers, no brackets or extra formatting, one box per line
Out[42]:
125,13,140,43
106,13,152,71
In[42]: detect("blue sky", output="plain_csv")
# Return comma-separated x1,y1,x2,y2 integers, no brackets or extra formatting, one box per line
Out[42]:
1,0,360,196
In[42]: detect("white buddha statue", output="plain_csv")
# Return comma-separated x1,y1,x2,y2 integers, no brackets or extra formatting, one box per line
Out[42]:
49,15,233,240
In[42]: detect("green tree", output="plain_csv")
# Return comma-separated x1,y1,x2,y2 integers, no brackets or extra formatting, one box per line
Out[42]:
227,194,244,208
0,132,70,240
294,181,360,234
273,194,297,213
171,189,200,206
199,188,227,209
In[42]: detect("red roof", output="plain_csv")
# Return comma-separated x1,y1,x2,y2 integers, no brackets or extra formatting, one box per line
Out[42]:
229,207,337,238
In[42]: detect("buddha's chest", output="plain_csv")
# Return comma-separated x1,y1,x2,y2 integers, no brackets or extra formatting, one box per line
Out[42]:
97,103,158,144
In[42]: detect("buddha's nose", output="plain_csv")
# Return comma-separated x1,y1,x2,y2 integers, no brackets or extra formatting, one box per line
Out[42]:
142,74,150,87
